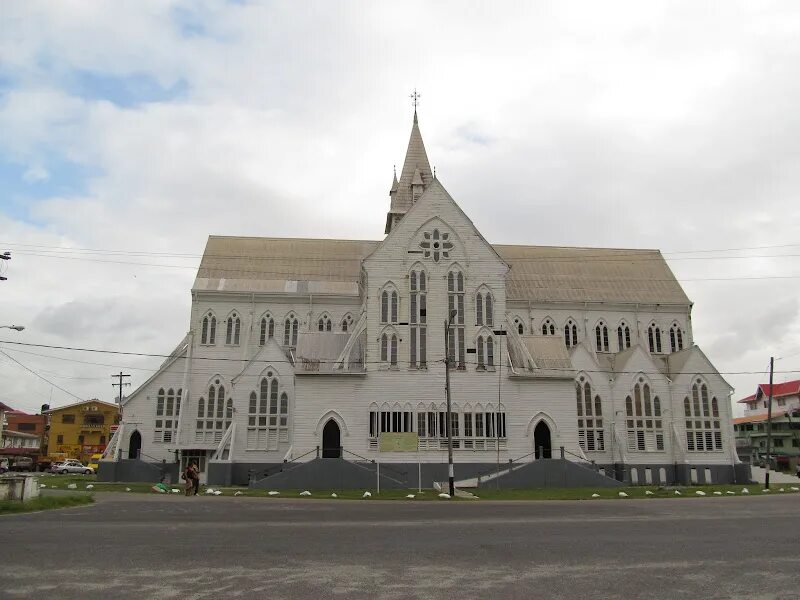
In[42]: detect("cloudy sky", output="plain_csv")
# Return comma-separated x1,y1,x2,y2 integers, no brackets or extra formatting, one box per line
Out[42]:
1,1,799,415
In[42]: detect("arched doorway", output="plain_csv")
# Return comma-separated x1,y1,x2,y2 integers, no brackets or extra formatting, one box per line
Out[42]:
322,420,341,458
533,421,552,459
128,430,142,459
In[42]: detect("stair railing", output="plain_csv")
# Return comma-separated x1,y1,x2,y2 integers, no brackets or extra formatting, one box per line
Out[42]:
341,448,408,481
251,447,318,482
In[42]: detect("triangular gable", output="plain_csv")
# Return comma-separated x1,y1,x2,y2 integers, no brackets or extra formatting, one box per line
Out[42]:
668,345,733,393
121,340,188,407
367,178,509,271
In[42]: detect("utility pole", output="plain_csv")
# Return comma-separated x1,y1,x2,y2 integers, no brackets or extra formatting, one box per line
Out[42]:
493,327,507,489
111,371,131,416
444,309,457,497
765,356,774,490
0,251,11,281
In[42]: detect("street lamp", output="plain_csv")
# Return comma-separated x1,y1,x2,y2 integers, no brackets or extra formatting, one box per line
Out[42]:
444,308,458,497
0,325,25,331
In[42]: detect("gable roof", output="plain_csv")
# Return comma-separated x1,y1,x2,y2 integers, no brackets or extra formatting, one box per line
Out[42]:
733,408,799,424
193,236,377,295
44,399,120,414
192,237,690,305
495,245,690,305
737,380,800,403
193,238,690,306
368,177,509,271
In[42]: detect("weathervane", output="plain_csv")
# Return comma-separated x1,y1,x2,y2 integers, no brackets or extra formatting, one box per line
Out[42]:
409,88,420,110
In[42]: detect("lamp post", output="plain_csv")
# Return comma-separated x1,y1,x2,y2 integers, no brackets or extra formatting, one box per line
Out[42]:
0,325,25,331
444,308,458,497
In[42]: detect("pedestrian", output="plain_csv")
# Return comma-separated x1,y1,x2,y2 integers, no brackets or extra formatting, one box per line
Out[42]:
796,463,800,479
182,464,193,496
190,462,200,496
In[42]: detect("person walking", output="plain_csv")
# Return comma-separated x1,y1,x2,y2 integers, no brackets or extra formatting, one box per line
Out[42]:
190,462,200,496
183,463,194,496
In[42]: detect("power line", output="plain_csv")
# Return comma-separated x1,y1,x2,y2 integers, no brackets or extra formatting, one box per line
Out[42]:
10,247,800,264
5,250,800,283
1,339,800,377
4,239,800,258
0,348,83,400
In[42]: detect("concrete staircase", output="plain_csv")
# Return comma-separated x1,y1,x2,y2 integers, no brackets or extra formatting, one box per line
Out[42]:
250,458,407,490
455,459,622,489
750,465,800,485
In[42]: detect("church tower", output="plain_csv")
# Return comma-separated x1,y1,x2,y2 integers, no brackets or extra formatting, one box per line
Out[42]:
385,110,433,234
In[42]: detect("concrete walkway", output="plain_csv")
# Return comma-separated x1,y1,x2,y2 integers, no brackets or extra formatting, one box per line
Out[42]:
750,465,800,484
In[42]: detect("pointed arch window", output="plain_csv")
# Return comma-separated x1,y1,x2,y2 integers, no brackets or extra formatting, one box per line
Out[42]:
576,377,604,451
154,387,182,443
669,323,684,352
684,380,722,452
542,318,555,336
475,291,494,327
648,322,662,353
246,371,289,450
617,322,631,350
476,335,495,370
514,317,524,335
595,321,609,352
318,314,332,332
284,315,299,347
381,288,399,324
409,269,427,369
625,379,664,452
259,315,275,346
341,315,353,332
201,312,217,345
564,320,578,348
447,270,466,370
380,332,398,367
195,379,231,443
225,312,241,345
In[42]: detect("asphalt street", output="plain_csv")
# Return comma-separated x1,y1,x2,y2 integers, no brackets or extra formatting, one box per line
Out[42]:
2,492,798,599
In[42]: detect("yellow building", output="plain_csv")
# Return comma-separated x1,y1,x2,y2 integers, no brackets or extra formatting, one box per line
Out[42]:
44,399,120,464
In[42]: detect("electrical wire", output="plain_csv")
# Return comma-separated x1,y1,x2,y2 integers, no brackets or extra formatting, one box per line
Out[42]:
1,338,800,377
4,250,800,283
0,349,83,400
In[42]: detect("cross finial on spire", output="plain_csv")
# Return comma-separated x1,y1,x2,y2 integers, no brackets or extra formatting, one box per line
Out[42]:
409,88,420,111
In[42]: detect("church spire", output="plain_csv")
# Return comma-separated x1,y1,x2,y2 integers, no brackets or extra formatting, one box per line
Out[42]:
385,104,433,234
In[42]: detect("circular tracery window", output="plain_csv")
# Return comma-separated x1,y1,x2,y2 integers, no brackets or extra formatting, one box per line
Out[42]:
419,228,453,262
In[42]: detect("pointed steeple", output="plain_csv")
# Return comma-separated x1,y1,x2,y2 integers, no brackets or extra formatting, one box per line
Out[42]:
385,111,433,234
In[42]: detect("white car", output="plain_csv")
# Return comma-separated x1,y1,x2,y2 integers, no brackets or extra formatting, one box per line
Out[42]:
51,460,94,475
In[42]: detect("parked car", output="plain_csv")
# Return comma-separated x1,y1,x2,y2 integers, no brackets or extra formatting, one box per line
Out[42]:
51,460,94,475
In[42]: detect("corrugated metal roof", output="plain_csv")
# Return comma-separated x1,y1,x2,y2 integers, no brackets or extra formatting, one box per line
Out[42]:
193,236,376,294
521,336,574,370
494,245,690,305
193,236,690,305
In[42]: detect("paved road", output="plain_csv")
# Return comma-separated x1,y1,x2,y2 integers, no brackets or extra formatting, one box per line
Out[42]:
2,492,799,599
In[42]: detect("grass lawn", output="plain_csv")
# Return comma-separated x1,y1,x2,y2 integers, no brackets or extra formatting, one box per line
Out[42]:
0,494,94,515
469,483,793,501
34,473,799,501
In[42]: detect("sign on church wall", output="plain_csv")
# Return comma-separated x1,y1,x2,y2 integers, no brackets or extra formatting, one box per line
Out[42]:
379,432,419,452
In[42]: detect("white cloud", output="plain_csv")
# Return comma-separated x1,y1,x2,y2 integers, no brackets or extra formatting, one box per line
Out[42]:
1,1,800,413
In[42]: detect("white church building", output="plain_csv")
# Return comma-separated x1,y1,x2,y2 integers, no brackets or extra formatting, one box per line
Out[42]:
101,111,748,488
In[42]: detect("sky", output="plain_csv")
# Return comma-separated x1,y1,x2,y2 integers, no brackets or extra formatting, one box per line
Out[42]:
1,0,799,415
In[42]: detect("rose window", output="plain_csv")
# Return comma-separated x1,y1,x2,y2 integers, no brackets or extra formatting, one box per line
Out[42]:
419,229,453,263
